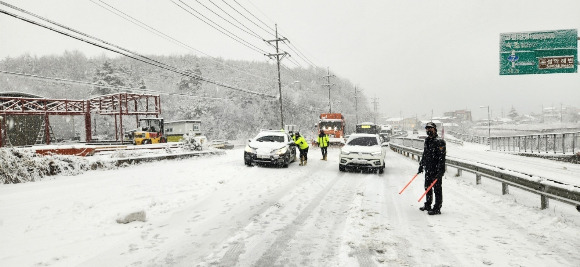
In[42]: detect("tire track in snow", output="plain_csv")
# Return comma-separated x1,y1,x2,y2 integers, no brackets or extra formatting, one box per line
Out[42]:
273,170,367,266
195,158,331,265
251,173,343,266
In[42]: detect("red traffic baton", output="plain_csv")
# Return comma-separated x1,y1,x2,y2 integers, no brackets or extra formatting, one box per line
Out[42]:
398,173,419,194
418,179,438,202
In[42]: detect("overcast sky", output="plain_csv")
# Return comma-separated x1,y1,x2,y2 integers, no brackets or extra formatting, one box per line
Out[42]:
1,0,579,120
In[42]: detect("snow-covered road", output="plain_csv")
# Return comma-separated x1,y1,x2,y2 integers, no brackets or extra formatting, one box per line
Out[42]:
1,147,578,266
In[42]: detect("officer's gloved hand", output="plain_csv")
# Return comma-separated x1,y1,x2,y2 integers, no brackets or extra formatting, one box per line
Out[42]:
418,165,424,174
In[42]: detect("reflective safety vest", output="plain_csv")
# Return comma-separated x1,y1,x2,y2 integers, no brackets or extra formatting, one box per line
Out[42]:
318,134,329,148
295,136,309,150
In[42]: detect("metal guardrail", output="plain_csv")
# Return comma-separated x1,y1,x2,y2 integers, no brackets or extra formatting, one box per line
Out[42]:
392,136,463,147
448,130,580,155
489,132,580,155
389,140,580,211
448,131,489,145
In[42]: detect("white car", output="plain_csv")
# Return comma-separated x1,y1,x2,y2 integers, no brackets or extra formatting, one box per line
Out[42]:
244,130,297,167
339,133,386,173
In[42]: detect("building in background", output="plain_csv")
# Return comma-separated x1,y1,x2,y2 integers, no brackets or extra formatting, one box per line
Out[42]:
384,117,419,131
443,109,472,122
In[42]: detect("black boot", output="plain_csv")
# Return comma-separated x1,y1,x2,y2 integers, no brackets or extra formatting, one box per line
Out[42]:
428,210,441,215
419,205,431,211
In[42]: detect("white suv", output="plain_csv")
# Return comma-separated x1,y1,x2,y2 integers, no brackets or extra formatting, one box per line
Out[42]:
339,133,386,173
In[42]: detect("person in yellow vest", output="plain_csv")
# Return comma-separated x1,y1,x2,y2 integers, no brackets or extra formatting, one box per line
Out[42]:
293,132,309,166
317,130,329,160
290,131,298,161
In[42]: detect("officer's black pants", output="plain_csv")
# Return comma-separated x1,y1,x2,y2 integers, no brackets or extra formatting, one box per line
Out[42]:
320,146,327,157
299,147,309,161
424,174,443,210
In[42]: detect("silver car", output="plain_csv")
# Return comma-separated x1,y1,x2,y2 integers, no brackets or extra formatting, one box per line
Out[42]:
339,133,386,173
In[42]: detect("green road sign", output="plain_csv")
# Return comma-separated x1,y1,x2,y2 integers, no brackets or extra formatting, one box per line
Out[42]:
499,29,577,75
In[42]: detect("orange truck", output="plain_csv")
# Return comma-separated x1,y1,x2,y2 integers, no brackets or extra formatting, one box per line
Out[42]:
316,113,346,146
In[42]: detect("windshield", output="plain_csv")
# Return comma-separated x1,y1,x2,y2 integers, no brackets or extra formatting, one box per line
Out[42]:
256,135,285,142
320,121,342,131
347,136,378,146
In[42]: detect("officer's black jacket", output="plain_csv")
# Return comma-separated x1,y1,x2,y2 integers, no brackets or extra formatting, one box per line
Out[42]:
420,134,446,177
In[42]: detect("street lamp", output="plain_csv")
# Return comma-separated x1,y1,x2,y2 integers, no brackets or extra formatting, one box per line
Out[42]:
479,105,490,143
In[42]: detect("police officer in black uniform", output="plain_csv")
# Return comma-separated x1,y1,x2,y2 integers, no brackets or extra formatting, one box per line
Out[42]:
418,122,446,215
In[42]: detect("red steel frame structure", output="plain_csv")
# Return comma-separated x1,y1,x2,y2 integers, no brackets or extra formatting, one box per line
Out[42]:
0,93,161,147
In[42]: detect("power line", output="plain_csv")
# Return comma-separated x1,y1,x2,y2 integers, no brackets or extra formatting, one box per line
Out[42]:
233,0,275,33
0,2,275,98
221,0,273,36
0,69,245,101
171,0,268,55
284,41,318,69
241,0,318,68
89,0,273,82
207,0,266,40
194,0,263,40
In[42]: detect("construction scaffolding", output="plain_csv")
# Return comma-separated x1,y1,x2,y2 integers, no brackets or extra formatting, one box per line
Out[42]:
0,92,161,147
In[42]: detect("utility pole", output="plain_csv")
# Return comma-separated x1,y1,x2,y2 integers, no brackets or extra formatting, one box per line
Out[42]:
322,67,335,113
265,24,288,129
560,103,563,122
354,86,358,124
372,96,379,124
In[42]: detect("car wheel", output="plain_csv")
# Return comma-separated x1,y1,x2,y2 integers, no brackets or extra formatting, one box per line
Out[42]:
339,165,345,172
245,160,252,167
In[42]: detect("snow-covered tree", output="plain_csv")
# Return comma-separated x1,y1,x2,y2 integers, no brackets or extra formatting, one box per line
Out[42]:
177,65,202,93
508,106,519,120
91,61,128,95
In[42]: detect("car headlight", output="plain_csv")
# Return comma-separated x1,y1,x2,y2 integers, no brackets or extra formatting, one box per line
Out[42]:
275,147,288,155
371,151,382,156
245,145,256,153
341,150,349,155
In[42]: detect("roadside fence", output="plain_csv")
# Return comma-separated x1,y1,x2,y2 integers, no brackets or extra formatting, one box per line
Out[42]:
490,132,580,155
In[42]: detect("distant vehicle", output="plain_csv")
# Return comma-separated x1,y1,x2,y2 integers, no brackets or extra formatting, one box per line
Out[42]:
339,133,386,174
164,120,202,142
244,130,297,167
355,122,380,135
133,118,167,145
317,113,345,146
379,125,393,142
210,140,234,149
379,124,392,134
